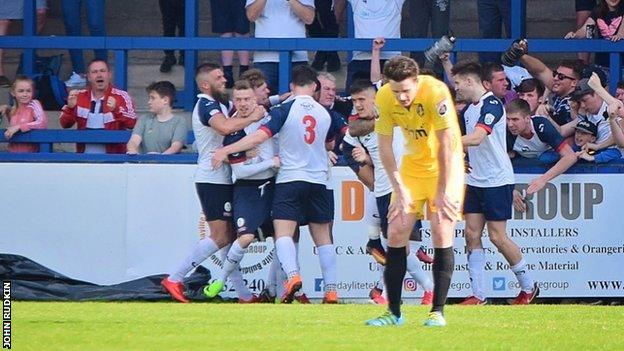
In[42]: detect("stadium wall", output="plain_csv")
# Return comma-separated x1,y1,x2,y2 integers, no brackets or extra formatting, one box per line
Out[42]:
2,163,623,299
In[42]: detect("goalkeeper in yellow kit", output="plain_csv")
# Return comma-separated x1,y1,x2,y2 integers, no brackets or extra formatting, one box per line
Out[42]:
365,56,465,327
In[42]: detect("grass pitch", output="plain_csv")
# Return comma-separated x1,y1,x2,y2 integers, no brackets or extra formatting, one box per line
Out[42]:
13,302,624,350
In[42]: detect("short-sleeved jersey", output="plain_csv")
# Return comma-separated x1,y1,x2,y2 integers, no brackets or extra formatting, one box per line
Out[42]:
192,93,232,184
462,92,514,187
578,101,612,144
343,125,405,197
223,113,277,182
508,116,566,158
375,75,463,177
259,95,333,185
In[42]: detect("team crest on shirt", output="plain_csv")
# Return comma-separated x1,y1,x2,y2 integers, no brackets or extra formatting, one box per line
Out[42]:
415,103,425,117
436,99,449,116
484,113,495,125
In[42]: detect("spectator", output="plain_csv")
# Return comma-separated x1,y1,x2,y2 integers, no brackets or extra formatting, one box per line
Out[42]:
158,0,185,73
575,0,597,64
477,0,510,63
608,103,624,148
61,0,107,88
317,72,347,154
503,40,586,126
211,0,250,87
126,81,186,154
307,0,341,72
565,0,624,70
60,59,137,154
616,81,624,102
0,75,47,152
505,99,578,194
516,78,546,115
406,0,451,78
334,0,405,91
560,78,614,151
246,0,315,95
573,120,622,163
0,0,47,87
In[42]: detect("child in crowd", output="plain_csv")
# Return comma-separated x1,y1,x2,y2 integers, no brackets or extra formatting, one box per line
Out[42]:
126,81,187,154
0,75,47,152
539,119,622,163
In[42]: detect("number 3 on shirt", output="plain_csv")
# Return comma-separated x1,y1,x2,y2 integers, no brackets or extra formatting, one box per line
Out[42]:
303,115,316,144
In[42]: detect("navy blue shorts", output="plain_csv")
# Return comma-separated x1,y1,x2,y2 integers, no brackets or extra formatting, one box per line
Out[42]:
376,193,422,240
195,183,233,221
273,181,333,223
463,184,514,221
233,179,275,238
210,0,250,34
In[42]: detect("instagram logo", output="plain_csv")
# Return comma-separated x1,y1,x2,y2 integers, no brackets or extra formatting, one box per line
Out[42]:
403,278,417,292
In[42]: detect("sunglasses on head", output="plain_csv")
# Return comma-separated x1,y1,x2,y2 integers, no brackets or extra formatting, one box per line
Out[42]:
552,71,576,81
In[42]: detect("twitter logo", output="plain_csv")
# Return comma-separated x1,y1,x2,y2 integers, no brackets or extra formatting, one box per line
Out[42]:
493,277,506,291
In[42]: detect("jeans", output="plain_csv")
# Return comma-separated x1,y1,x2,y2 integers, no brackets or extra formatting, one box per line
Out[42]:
254,61,308,95
477,0,510,63
159,0,185,58
61,0,107,73
408,0,451,77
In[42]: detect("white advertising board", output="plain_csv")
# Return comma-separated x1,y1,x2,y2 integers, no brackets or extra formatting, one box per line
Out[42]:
1,163,622,299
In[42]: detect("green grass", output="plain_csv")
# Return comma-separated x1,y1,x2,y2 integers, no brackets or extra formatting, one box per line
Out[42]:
12,302,624,350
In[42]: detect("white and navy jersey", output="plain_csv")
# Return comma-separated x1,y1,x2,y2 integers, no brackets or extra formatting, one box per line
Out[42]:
508,116,566,158
192,93,232,184
462,92,514,187
223,113,278,182
260,95,336,185
342,125,405,197
578,101,612,144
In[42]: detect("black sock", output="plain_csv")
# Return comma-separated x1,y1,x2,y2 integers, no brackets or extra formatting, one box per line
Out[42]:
384,246,407,318
432,247,455,314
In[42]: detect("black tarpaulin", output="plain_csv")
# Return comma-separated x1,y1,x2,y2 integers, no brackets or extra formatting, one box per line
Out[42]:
0,254,211,301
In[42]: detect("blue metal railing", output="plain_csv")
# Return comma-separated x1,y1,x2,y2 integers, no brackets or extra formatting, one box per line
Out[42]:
1,129,623,173
9,0,624,111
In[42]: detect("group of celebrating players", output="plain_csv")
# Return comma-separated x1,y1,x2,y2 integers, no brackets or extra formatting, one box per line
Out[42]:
159,53,542,328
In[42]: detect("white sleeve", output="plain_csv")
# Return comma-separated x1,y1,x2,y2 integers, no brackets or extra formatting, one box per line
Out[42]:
231,159,275,180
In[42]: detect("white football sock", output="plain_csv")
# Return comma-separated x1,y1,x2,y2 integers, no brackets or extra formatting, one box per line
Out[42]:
266,247,279,296
317,244,338,292
467,248,486,300
220,241,246,282
169,237,219,282
376,263,385,290
220,245,252,300
275,237,299,278
511,259,534,293
407,241,434,291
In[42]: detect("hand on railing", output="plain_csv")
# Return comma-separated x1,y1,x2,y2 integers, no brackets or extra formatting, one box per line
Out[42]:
4,125,20,139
